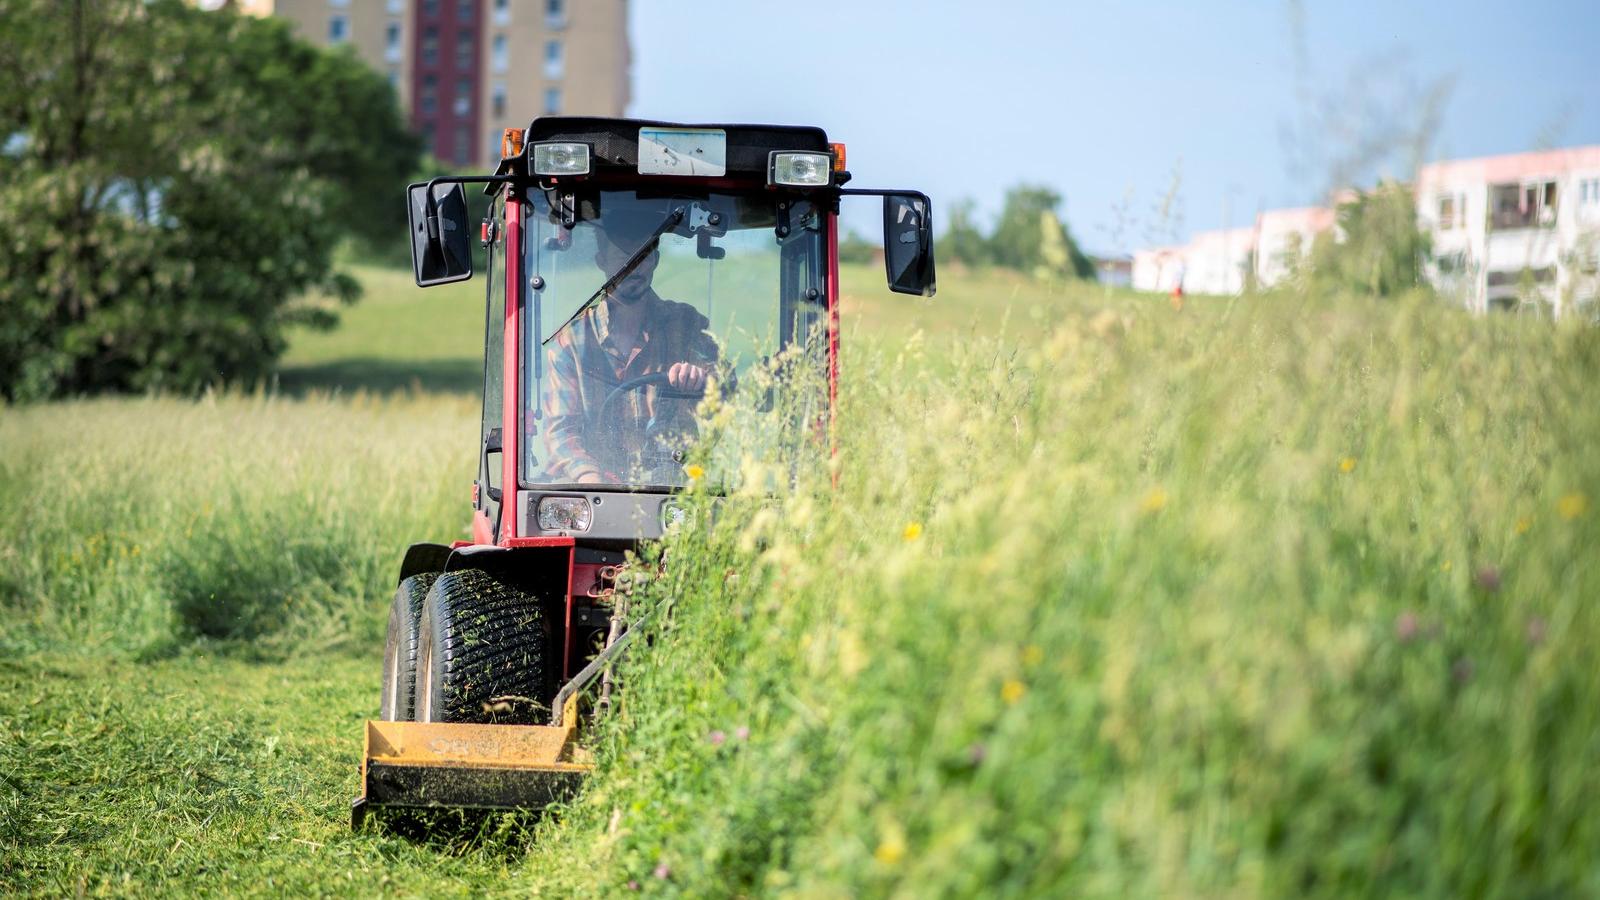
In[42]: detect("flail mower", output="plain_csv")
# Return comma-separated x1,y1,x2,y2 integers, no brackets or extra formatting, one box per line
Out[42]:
352,117,936,827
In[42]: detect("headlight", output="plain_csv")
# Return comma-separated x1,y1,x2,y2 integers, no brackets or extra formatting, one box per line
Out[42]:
768,151,831,187
531,142,591,176
661,500,692,532
537,496,592,532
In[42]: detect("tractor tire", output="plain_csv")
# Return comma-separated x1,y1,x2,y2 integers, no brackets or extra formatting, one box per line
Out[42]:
414,568,553,725
379,572,438,721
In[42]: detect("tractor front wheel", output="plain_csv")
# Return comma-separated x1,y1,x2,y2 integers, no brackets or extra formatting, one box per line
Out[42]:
379,572,437,721
414,568,553,724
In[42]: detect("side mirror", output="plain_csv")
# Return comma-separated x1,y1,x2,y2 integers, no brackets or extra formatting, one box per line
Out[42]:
883,193,936,297
407,181,472,287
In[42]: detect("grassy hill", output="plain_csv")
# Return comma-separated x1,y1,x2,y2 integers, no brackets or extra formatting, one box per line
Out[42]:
3,264,1599,896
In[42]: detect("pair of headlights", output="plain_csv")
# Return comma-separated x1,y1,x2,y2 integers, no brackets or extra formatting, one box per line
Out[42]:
530,142,834,187
535,496,692,534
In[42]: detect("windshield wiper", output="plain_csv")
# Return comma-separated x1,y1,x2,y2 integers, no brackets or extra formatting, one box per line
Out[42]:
542,206,686,346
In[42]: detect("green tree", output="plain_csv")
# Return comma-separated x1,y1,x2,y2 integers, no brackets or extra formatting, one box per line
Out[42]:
988,184,1095,279
1305,182,1432,297
0,0,419,400
935,198,991,268
838,229,878,266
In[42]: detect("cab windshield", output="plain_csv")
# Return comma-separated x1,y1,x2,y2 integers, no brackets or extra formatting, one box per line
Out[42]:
522,188,826,490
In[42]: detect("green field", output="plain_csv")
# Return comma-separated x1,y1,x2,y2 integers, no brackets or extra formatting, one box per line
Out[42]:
3,263,1599,896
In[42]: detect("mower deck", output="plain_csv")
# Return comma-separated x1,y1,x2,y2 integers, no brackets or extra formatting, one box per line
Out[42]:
352,698,591,827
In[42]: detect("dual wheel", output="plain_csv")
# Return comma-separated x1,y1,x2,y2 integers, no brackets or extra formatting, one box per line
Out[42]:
379,568,554,725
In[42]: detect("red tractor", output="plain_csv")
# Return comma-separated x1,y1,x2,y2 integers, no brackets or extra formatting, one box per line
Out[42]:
352,117,935,827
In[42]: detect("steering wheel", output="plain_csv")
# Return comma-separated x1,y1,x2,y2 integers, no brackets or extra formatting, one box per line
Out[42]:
591,372,705,430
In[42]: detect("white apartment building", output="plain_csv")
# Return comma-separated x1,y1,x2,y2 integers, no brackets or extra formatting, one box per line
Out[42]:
1132,212,1326,296
1132,146,1600,316
1417,147,1600,315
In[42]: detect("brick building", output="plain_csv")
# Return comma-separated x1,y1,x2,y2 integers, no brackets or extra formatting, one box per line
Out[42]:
200,0,630,167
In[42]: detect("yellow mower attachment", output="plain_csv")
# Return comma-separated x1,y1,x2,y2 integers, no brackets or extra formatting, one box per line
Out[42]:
351,695,591,827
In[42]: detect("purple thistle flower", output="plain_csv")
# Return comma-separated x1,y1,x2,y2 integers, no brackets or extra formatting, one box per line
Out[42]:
1527,617,1548,645
1474,566,1502,593
1395,612,1420,643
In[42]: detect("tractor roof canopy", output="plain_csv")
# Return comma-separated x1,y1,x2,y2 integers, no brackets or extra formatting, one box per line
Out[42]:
516,117,834,184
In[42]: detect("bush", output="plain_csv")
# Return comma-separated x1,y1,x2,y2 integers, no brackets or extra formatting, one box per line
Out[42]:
1304,182,1433,297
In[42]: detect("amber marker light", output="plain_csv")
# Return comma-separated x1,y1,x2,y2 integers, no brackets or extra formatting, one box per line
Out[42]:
830,142,847,172
501,128,525,160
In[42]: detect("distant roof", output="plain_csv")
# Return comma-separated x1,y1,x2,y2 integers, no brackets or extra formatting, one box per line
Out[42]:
1418,146,1600,186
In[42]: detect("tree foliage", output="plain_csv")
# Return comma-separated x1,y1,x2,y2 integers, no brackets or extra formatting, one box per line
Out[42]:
0,0,419,400
1304,182,1432,297
837,229,877,266
937,185,1096,280
935,198,991,268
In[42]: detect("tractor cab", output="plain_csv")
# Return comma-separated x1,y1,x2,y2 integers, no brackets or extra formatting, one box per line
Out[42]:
353,118,934,827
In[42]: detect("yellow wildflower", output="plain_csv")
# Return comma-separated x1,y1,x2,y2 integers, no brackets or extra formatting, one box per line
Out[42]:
1515,516,1533,535
684,464,705,482
1558,493,1589,521
1001,679,1026,705
902,522,923,541
1022,645,1044,666
1339,457,1357,474
874,830,906,866
1140,488,1168,514
1441,560,1452,572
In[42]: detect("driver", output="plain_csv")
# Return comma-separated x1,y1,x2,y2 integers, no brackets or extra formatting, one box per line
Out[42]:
539,213,719,485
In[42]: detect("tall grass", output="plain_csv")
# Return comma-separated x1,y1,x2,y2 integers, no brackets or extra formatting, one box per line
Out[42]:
3,279,1598,895
0,392,473,657
518,290,1600,897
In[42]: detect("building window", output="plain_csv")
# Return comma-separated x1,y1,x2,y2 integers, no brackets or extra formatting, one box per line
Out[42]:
544,39,563,78
420,124,435,153
386,0,403,13
1438,195,1456,230
457,0,473,23
421,75,438,114
328,14,348,43
1580,178,1600,210
489,129,503,165
492,0,510,26
422,0,439,16
454,79,472,116
546,0,565,28
492,34,508,73
387,69,399,89
330,0,348,7
456,30,473,70
543,87,561,115
491,80,507,118
1489,181,1559,231
384,23,402,63
454,127,470,164
422,28,438,65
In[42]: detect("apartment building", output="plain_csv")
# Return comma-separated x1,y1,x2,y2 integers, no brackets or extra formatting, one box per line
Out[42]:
1417,147,1600,314
200,0,630,167
1132,146,1600,315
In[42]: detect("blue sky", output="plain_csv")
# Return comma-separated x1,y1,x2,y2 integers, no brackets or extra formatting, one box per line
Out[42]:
628,0,1600,255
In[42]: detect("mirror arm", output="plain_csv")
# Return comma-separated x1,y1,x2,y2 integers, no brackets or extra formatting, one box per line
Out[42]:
422,174,519,233
834,188,932,203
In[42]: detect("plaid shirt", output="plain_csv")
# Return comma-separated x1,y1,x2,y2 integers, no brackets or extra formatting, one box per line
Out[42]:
536,290,719,483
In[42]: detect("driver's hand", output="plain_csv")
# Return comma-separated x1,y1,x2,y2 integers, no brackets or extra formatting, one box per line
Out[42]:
577,471,605,485
667,362,707,392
